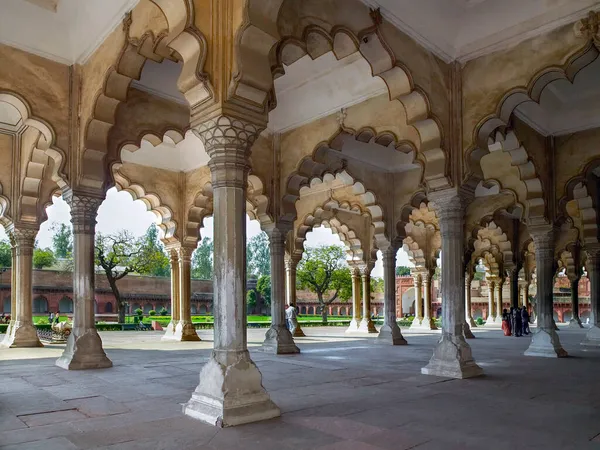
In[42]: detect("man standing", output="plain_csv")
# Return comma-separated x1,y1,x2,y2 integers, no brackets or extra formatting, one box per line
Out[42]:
521,307,530,335
285,303,299,336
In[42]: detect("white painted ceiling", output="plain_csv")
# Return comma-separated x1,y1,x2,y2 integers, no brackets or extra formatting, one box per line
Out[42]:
334,135,418,173
361,0,600,62
0,0,138,64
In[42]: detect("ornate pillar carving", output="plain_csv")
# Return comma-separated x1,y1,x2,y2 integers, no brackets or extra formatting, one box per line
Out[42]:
525,226,567,357
409,270,423,330
421,189,483,379
1,227,42,348
173,245,200,341
262,226,299,354
56,191,112,369
183,115,279,427
285,255,305,337
377,247,407,345
568,276,583,328
162,247,181,341
582,245,600,347
358,265,377,333
346,266,362,333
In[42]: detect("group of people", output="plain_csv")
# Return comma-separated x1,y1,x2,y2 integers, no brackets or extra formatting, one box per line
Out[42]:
0,313,10,324
48,311,61,324
501,306,530,337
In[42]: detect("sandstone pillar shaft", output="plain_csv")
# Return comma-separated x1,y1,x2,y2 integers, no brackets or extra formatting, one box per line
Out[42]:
421,271,437,330
582,248,600,347
422,190,482,379
285,256,305,336
522,282,530,310
346,267,362,333
462,272,475,339
569,277,583,328
525,227,567,357
184,116,279,427
484,279,498,327
410,272,423,330
495,280,503,320
174,246,200,341
4,246,16,337
263,227,299,354
1,228,42,348
56,192,112,369
162,249,181,340
509,268,519,309
377,247,407,345
358,267,377,333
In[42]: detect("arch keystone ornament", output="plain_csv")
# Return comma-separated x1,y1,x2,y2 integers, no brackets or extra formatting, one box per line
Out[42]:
183,115,280,427
421,188,483,379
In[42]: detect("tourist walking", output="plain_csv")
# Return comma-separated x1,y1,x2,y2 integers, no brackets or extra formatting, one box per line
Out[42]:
521,307,530,335
501,309,511,336
285,303,299,335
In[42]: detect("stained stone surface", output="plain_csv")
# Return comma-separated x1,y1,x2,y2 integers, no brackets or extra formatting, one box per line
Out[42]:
1,326,600,449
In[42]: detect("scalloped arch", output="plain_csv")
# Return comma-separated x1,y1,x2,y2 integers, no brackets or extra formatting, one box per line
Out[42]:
469,220,514,272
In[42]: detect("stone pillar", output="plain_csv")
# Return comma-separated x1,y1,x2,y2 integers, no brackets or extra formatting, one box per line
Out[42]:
522,282,530,310
285,256,305,337
525,227,567,357
377,247,407,345
582,247,600,347
410,272,423,330
495,278,503,319
420,270,438,330
174,246,200,341
569,277,583,328
162,248,181,341
358,266,377,333
422,189,483,379
263,226,299,354
1,227,42,348
56,192,112,369
184,115,279,427
346,267,362,333
462,272,475,339
465,273,476,327
509,268,519,309
484,279,499,327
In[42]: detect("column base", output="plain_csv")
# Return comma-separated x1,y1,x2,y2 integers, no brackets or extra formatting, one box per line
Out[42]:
421,333,483,379
580,325,600,348
358,317,378,333
568,318,583,329
463,322,475,339
0,321,43,348
261,325,300,354
293,324,306,337
483,317,501,328
161,321,177,341
409,317,422,330
345,318,361,333
409,317,438,331
524,328,568,358
56,328,112,370
173,321,201,341
466,316,477,327
183,350,280,427
376,323,407,345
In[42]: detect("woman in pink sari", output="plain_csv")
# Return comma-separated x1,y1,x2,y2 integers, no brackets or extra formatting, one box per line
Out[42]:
501,308,511,336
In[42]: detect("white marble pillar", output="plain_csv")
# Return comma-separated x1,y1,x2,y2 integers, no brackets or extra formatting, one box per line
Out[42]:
465,273,476,327
184,116,279,427
56,192,112,369
522,282,530,310
495,279,503,320
509,268,519,309
525,227,567,357
174,246,200,341
410,271,423,330
582,247,600,347
285,256,305,337
1,227,42,348
162,248,180,340
422,189,483,379
462,271,475,339
377,247,407,345
263,226,299,354
358,266,377,333
346,266,362,333
569,276,583,328
421,270,438,330
484,279,499,327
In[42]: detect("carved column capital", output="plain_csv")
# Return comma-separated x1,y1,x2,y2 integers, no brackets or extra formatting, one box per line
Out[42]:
529,225,556,254
176,245,195,263
64,190,103,235
351,266,361,279
8,227,37,255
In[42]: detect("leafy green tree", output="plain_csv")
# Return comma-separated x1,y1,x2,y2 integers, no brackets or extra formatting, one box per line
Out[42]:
396,266,411,276
256,275,271,308
247,289,258,308
192,238,213,279
96,230,159,323
138,224,170,277
0,239,11,267
371,277,385,293
247,232,270,277
297,245,352,323
33,247,56,269
50,222,73,258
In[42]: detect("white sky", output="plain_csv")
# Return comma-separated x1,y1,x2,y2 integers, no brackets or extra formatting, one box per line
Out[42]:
0,187,413,278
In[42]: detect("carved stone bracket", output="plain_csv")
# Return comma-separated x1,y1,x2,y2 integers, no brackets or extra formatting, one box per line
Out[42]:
575,11,600,48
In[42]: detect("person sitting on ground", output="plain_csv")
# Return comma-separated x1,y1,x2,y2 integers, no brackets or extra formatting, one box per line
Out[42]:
501,308,511,336
285,303,299,335
521,307,530,335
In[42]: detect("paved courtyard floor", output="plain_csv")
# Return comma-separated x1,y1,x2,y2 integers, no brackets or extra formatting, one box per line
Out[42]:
2,325,600,449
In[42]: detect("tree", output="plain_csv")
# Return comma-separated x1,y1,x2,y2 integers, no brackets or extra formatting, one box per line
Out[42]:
247,232,270,277
296,245,352,323
95,230,157,323
138,224,170,277
396,266,411,276
371,277,385,294
247,289,258,308
192,237,213,279
0,239,11,267
256,275,271,308
33,248,56,269
50,222,73,258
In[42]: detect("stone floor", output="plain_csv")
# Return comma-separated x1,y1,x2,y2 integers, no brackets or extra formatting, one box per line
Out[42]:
1,325,600,450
